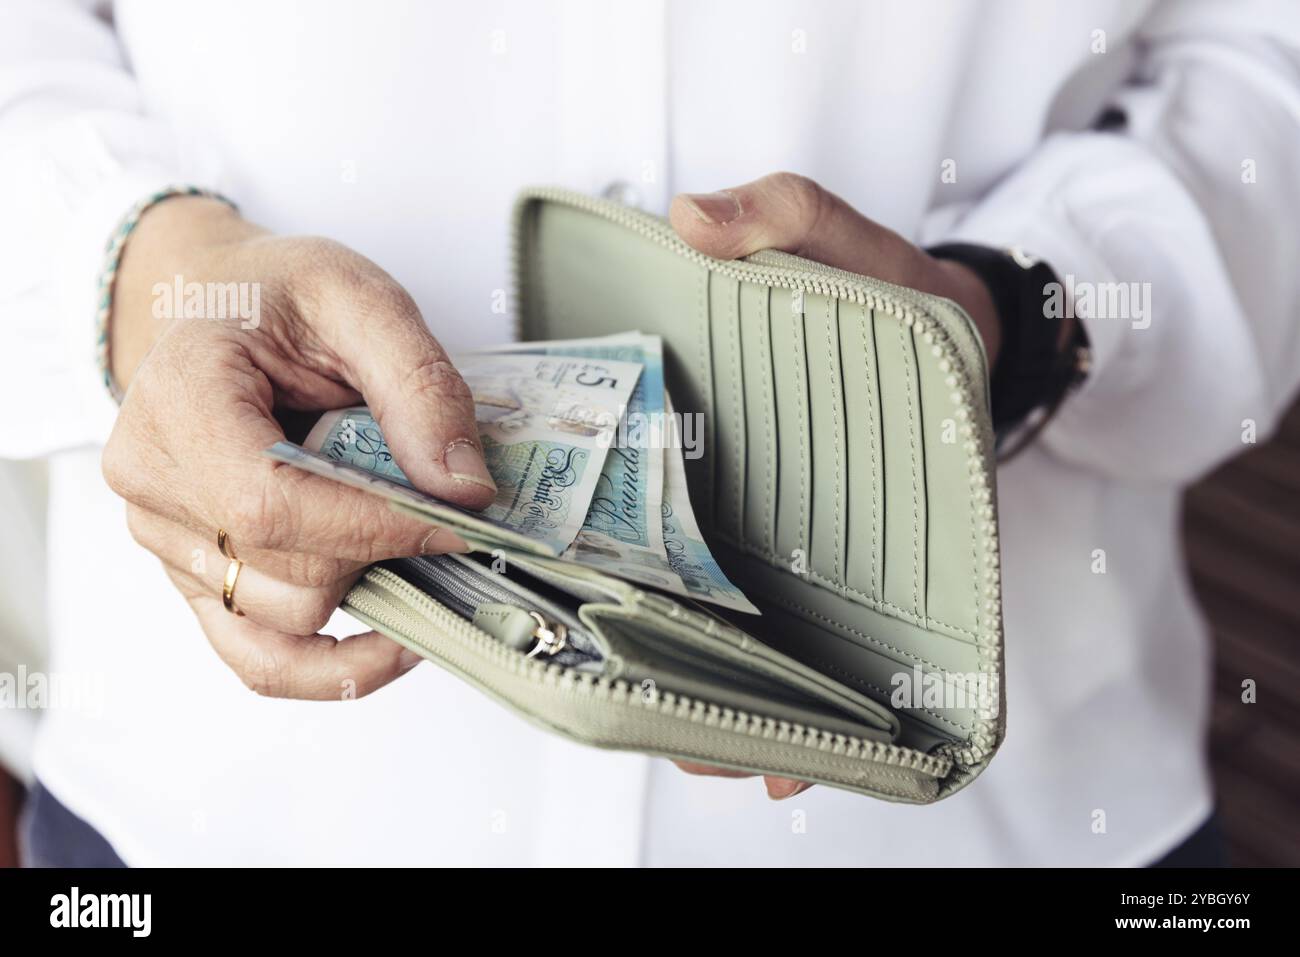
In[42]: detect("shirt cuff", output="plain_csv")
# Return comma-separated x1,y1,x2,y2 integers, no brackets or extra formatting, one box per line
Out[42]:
920,131,1257,481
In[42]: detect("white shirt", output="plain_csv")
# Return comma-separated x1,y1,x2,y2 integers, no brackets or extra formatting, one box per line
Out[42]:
2,0,1298,866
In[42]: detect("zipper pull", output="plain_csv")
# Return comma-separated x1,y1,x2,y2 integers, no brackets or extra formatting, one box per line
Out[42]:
471,603,570,660
524,611,568,659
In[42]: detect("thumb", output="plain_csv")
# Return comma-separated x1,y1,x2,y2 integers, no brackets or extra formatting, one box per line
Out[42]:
669,171,922,284
334,291,497,510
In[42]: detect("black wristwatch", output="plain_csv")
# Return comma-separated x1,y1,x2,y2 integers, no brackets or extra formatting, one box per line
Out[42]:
927,242,1091,455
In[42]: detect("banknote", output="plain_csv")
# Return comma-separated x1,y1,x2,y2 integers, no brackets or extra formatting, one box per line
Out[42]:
267,335,754,612
289,352,643,556
478,334,755,613
453,351,642,444
480,332,666,553
657,394,759,614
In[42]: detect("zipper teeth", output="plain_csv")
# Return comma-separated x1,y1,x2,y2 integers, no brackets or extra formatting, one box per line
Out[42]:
349,567,953,778
510,186,1003,771
395,559,498,617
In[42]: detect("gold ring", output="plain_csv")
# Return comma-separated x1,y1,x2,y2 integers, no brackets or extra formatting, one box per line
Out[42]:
222,559,245,616
217,528,237,560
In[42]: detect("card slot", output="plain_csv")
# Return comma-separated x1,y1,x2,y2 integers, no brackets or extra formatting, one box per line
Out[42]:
769,288,811,565
873,309,927,620
707,272,746,541
742,597,978,747
738,282,777,556
838,301,884,602
595,616,897,741
714,546,985,745
803,294,848,585
916,334,982,637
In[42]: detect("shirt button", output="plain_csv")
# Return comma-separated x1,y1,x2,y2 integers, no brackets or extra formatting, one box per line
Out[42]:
601,180,644,208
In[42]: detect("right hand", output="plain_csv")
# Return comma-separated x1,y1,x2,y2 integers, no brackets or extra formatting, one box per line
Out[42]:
101,197,496,699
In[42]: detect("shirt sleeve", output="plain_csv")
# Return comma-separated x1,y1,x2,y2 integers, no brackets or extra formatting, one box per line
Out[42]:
0,0,220,458
931,0,1300,484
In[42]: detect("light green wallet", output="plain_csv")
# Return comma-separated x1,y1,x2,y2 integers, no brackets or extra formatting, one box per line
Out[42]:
341,187,1005,803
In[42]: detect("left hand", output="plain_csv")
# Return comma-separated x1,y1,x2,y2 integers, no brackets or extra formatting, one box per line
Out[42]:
667,172,1001,799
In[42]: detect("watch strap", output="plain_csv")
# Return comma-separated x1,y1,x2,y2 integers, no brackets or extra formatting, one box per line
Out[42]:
927,242,1090,440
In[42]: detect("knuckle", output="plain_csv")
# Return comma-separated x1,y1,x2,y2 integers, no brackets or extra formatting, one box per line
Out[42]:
285,553,346,589
284,238,360,313
313,245,418,319
101,426,142,501
333,506,416,564
366,277,421,323
227,476,296,552
364,514,425,563
766,171,824,228
767,170,817,200
291,236,351,284
404,356,473,405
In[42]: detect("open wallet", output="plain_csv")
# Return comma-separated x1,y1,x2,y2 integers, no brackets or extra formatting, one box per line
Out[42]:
338,187,1005,803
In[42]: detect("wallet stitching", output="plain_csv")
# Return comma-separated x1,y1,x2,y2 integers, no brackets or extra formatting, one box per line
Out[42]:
759,286,775,552
793,299,809,561
767,589,961,676
698,267,712,514
728,531,980,641
804,656,889,701
922,312,993,745
921,311,995,753
959,334,985,663
969,403,982,647
763,592,975,732
803,570,976,641
728,280,744,536
859,304,879,600
897,314,922,617
825,295,843,584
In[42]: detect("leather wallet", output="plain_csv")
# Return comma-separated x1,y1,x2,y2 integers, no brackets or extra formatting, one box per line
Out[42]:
341,187,1004,802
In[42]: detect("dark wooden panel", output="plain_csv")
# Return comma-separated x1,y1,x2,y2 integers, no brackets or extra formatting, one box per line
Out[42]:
1185,398,1300,867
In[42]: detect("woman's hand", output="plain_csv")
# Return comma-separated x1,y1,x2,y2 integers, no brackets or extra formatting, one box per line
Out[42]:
102,197,496,699
671,172,1000,366
668,172,1001,799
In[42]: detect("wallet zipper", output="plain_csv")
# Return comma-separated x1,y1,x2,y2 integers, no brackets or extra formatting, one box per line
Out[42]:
512,186,1003,770
346,566,953,779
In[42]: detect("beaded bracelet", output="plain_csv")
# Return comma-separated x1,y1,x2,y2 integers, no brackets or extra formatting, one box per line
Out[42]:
95,185,238,403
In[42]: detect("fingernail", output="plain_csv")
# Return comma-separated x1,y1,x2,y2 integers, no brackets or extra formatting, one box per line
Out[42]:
766,779,809,800
682,191,741,225
398,648,424,672
444,440,496,492
421,525,471,555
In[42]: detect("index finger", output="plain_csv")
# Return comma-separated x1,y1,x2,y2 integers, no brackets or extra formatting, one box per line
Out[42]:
205,399,472,561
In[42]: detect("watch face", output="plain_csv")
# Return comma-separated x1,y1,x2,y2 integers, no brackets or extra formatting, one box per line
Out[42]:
1007,246,1040,269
